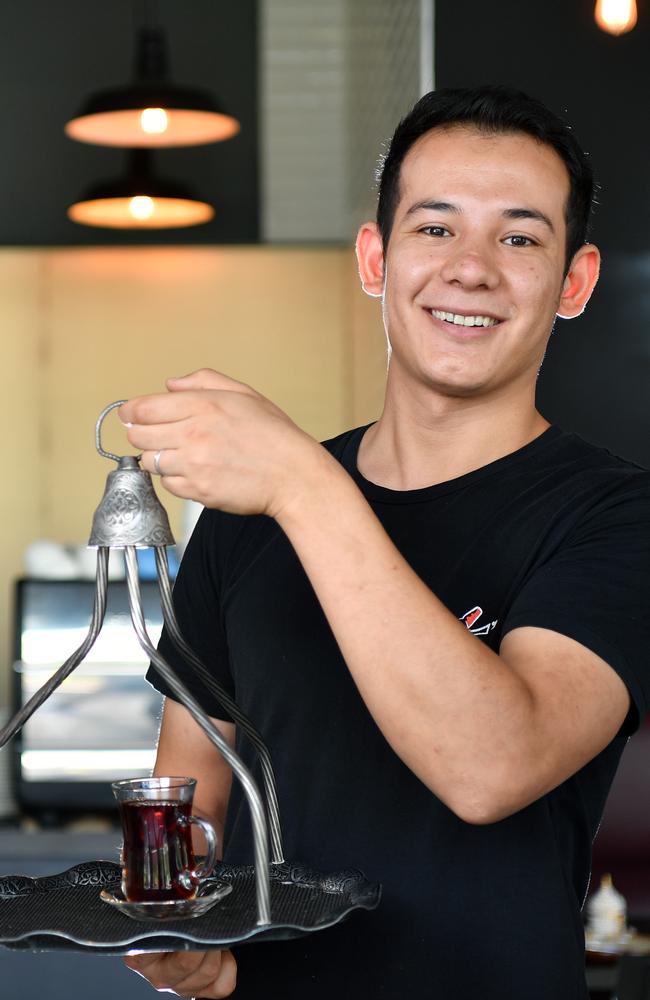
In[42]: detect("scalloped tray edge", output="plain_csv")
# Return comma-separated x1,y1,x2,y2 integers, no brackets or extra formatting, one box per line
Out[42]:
0,859,382,954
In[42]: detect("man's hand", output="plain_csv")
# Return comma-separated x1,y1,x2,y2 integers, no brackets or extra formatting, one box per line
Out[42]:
124,948,237,998
119,369,330,519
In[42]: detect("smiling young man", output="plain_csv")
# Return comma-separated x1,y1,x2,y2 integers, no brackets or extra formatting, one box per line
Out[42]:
120,87,650,999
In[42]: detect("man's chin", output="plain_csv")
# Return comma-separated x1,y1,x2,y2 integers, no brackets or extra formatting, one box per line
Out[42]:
417,370,494,400
387,356,510,402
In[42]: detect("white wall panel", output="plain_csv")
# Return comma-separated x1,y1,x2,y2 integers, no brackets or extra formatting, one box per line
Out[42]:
262,0,434,241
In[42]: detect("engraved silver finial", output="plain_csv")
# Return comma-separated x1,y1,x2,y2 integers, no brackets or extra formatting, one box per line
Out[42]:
88,400,175,548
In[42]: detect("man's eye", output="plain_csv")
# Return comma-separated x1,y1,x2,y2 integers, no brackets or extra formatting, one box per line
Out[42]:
420,225,451,237
504,234,536,247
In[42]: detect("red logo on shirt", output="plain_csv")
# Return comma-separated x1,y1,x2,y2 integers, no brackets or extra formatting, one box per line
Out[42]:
460,606,497,636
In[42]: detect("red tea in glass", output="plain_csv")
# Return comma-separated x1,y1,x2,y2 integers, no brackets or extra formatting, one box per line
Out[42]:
112,777,218,903
119,799,196,901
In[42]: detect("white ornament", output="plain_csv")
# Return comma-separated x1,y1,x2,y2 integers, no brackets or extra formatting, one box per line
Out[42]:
586,873,627,942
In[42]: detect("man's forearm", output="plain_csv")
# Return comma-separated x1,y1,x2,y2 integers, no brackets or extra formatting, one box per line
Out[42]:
275,447,540,822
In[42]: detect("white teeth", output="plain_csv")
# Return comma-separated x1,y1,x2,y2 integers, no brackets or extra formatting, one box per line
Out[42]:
430,309,499,328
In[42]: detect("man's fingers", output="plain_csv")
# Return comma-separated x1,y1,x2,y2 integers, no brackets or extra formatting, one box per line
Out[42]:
150,474,201,502
120,392,207,427
167,368,259,397
123,951,167,978
125,420,184,452
172,949,237,998
141,448,181,479
120,381,259,429
123,949,237,999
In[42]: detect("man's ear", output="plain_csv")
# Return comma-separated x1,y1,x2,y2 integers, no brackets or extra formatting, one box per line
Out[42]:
557,243,601,319
356,221,385,298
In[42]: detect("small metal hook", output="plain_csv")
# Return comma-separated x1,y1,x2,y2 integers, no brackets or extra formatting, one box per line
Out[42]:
95,399,136,463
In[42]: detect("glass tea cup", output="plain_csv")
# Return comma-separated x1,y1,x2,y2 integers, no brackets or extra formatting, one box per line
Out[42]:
112,776,218,902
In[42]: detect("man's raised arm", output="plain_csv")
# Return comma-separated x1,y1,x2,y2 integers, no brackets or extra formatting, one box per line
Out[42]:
120,371,631,825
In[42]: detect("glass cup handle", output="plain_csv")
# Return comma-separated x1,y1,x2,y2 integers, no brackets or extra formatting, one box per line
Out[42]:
188,814,219,879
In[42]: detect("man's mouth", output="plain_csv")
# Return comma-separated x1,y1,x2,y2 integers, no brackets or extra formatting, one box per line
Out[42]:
429,308,502,329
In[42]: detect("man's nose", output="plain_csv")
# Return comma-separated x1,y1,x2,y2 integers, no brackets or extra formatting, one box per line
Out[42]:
439,241,500,290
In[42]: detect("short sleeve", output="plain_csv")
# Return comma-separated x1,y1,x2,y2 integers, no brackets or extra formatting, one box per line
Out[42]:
501,483,650,731
146,509,236,722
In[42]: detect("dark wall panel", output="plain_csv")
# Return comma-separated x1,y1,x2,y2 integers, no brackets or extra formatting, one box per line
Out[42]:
0,0,258,245
435,0,650,466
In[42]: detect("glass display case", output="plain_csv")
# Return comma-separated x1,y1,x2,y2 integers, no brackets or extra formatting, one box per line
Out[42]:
11,578,164,816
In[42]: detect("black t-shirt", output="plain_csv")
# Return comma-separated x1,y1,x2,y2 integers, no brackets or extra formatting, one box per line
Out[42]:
148,425,650,999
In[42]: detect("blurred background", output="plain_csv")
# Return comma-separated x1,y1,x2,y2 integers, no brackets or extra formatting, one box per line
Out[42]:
0,1,647,996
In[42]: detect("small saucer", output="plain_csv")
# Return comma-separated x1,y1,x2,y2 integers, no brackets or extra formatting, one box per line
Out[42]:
99,880,232,921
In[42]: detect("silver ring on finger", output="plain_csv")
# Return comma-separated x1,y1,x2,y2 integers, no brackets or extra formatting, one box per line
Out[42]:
153,450,164,476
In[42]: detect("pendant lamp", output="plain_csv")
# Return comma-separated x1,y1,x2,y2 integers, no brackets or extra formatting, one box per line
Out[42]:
65,26,240,148
594,0,638,35
67,149,215,229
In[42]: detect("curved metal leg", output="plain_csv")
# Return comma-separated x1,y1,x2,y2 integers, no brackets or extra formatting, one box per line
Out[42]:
154,546,284,865
0,547,110,749
124,546,271,926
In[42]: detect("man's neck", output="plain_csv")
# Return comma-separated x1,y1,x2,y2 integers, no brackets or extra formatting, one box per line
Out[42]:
357,382,550,491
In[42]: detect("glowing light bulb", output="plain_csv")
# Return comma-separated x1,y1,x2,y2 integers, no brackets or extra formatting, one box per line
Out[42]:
140,107,169,134
129,196,155,220
595,0,638,35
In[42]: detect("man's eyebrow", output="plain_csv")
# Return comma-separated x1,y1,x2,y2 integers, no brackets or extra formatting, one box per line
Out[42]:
502,207,555,233
405,200,461,217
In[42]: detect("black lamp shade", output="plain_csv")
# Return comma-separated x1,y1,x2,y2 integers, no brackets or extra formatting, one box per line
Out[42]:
64,27,240,147
67,150,215,229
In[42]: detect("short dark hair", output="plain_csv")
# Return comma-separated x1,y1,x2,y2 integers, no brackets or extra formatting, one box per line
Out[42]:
376,85,595,271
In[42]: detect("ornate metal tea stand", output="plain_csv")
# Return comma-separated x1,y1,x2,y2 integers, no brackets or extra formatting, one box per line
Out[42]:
0,401,380,953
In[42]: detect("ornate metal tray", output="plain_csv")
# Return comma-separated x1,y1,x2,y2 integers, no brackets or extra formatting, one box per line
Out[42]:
0,860,381,954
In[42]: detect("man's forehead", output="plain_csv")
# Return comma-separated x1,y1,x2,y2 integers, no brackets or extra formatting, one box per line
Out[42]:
399,125,571,208
406,122,550,158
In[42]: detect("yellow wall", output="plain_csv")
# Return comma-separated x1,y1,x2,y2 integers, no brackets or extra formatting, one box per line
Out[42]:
0,245,386,703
